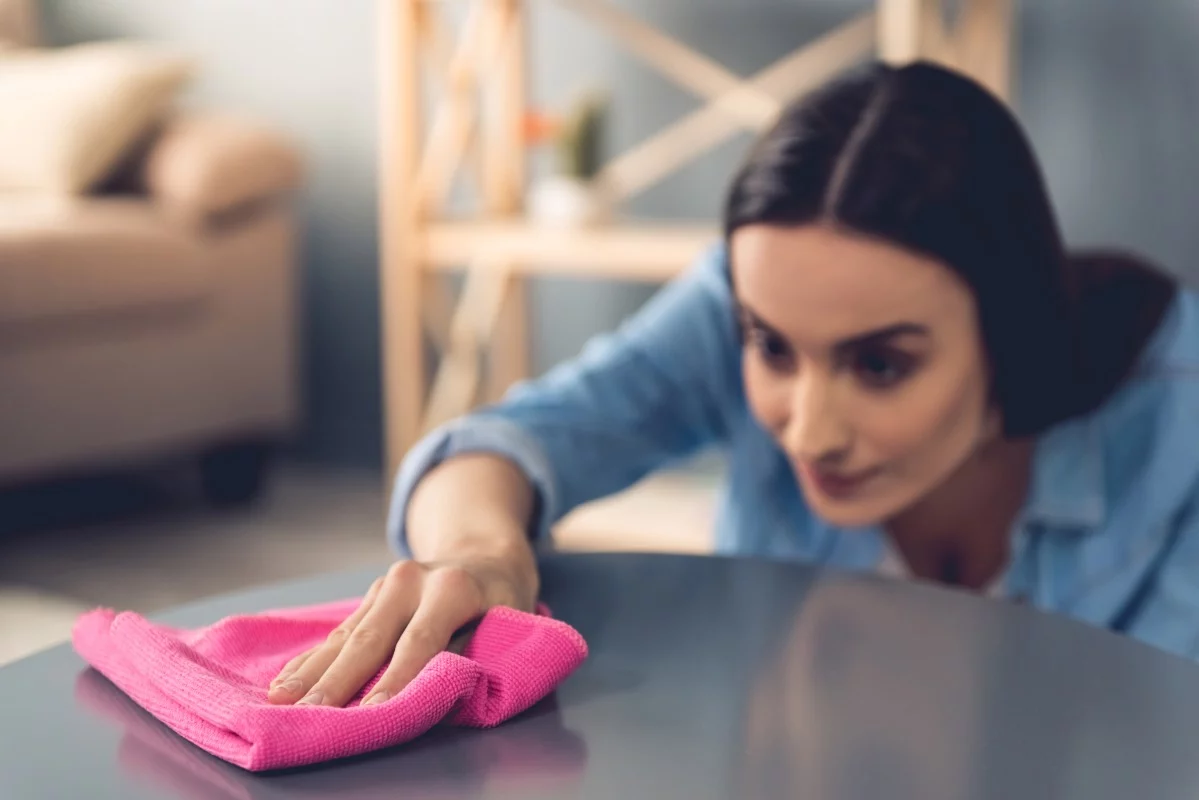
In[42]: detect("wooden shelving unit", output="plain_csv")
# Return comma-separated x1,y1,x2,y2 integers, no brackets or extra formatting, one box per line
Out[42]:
378,0,1014,485
422,219,719,279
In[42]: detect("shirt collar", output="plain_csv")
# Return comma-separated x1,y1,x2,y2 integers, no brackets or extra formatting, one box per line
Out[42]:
1022,415,1106,530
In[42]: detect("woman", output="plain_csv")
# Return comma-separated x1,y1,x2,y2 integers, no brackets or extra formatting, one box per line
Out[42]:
270,60,1199,709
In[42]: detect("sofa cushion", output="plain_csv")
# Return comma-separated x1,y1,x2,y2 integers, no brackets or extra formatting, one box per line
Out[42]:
0,41,194,194
0,0,38,50
0,197,209,331
139,113,305,228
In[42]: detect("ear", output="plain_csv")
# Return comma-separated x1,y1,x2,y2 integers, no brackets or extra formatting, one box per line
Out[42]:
980,355,1004,442
980,402,1004,445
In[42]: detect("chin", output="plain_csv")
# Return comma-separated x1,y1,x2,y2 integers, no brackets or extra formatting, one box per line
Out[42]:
807,501,889,529
799,484,905,529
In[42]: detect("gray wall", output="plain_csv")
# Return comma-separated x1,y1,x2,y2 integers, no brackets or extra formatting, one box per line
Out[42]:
40,0,1199,469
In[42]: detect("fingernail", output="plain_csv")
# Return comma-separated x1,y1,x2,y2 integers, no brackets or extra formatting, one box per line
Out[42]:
297,689,324,706
362,691,390,706
272,678,303,695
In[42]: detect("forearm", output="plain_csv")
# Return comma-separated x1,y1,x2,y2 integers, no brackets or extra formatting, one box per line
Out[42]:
405,453,540,603
387,244,736,562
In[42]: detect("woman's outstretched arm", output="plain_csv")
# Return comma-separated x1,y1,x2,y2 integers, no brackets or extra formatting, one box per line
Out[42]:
387,241,743,557
266,243,742,709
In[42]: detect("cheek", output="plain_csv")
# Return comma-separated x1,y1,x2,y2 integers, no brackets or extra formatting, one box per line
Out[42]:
742,357,790,431
861,355,990,468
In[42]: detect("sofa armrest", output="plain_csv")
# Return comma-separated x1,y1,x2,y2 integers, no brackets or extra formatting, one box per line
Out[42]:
138,112,304,228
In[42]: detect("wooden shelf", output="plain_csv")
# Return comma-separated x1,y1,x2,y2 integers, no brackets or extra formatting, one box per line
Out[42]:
423,219,719,281
553,467,719,554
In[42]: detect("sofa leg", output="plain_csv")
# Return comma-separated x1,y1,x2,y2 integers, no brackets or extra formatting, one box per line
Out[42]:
198,440,272,508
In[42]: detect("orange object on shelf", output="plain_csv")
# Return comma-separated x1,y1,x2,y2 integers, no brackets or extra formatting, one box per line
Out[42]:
522,110,562,146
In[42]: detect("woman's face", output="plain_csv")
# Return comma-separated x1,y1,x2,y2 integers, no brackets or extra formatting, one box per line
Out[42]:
731,223,996,528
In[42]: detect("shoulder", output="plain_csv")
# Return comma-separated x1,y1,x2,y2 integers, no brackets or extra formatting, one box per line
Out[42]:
679,239,734,303
622,239,733,327
1105,284,1199,440
1138,284,1199,370
1025,288,1199,613
1089,286,1199,522
608,238,742,383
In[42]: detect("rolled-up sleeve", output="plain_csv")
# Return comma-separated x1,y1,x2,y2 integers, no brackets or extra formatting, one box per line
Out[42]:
386,416,561,558
386,242,742,558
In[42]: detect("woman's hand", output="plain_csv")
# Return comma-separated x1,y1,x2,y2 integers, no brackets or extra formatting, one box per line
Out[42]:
272,450,541,708
266,556,536,708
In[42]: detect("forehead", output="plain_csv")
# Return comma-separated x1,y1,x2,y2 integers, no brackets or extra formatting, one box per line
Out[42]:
730,224,976,339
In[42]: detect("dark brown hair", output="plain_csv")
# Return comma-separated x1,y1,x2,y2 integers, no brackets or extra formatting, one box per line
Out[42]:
724,60,1177,437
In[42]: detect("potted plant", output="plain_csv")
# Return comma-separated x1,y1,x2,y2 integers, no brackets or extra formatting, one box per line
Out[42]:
527,90,611,227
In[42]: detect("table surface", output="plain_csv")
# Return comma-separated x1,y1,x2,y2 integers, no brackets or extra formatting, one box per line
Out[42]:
5,552,1199,799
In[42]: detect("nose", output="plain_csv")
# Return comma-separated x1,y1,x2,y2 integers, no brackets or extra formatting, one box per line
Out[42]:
780,370,852,466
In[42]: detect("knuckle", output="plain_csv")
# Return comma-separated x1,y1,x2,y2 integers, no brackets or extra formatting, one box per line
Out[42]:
430,564,479,598
284,667,317,689
326,626,353,647
281,650,309,672
386,559,423,584
402,625,442,655
346,626,388,652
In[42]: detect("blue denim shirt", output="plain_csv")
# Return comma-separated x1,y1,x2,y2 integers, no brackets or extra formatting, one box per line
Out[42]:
388,243,1199,661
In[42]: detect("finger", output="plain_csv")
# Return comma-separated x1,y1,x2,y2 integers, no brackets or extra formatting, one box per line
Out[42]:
267,578,383,704
269,647,315,689
361,566,484,706
299,562,425,707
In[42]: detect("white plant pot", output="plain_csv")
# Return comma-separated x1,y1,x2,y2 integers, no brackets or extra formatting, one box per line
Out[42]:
528,175,610,227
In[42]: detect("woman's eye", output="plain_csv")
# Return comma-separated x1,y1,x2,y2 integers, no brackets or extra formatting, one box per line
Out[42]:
853,349,914,388
749,328,795,371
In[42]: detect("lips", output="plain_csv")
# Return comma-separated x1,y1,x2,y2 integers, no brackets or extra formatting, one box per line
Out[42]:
800,464,880,499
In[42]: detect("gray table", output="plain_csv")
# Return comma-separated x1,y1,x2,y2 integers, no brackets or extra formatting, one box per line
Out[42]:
4,552,1199,799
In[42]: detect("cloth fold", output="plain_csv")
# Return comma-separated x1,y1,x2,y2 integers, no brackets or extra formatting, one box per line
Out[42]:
75,668,590,800
71,598,588,772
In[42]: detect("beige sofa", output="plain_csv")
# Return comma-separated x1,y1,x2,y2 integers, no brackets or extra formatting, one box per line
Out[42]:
0,3,304,505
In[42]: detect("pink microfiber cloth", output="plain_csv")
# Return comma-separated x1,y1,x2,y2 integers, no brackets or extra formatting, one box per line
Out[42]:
71,598,589,772
75,667,589,800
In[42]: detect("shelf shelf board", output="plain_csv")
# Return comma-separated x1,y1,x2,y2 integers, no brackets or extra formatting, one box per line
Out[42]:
553,467,719,554
422,218,720,281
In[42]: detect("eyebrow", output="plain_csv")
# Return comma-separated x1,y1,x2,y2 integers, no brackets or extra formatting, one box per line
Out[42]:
835,323,930,351
736,302,930,351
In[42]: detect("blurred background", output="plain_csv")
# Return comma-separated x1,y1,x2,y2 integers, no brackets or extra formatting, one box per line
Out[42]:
2,0,1197,665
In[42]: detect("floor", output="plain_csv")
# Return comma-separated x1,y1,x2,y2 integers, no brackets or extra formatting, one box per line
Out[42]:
0,465,393,667
0,460,718,667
